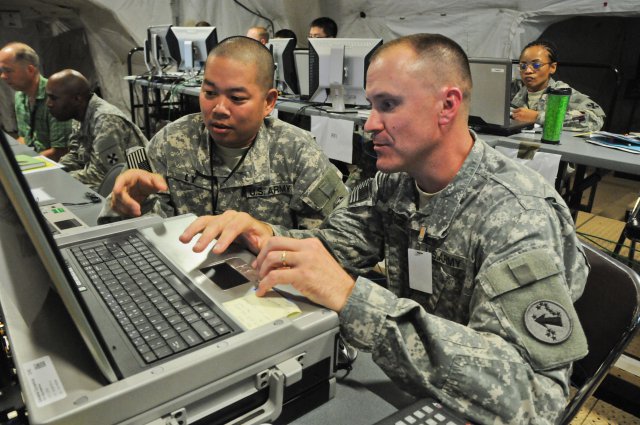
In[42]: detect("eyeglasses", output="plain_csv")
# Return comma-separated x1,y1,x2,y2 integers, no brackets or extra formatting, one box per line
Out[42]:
518,61,552,71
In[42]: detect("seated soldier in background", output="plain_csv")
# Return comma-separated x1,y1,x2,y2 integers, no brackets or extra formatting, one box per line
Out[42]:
0,42,72,161
308,17,338,38
45,69,148,190
246,26,269,45
511,40,605,132
102,36,347,229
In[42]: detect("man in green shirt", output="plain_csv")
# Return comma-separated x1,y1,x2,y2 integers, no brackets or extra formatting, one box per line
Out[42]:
0,42,71,161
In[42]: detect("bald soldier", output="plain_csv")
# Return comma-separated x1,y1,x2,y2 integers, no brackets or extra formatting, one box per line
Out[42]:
179,34,589,423
101,36,346,229
0,42,71,160
46,69,148,190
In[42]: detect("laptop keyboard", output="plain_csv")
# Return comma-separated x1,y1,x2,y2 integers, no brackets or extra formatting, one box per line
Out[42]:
70,233,234,364
373,398,472,425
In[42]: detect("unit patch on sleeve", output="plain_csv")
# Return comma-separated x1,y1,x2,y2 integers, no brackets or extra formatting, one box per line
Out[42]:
523,300,572,344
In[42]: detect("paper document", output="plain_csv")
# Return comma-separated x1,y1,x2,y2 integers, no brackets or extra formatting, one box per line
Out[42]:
15,155,62,174
223,289,301,330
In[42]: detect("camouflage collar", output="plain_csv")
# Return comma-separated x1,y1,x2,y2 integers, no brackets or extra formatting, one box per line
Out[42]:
388,133,486,240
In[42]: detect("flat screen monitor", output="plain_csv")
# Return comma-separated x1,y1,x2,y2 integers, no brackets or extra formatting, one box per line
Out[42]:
166,26,218,72
308,38,382,111
144,24,173,76
266,38,299,95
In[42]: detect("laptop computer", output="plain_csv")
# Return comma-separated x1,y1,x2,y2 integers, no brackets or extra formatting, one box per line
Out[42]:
0,130,339,424
468,57,533,136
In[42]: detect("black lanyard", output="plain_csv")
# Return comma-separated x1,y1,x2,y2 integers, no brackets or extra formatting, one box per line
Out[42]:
196,137,255,214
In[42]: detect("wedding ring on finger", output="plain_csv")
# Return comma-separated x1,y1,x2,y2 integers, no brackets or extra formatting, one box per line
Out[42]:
280,251,288,268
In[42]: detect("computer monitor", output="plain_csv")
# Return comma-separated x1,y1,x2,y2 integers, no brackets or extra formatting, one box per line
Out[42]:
144,24,173,76
266,38,299,95
308,38,382,111
166,26,218,73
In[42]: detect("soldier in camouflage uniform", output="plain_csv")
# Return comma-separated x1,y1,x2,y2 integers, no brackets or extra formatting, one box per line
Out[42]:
103,36,346,230
183,34,590,424
46,69,148,190
511,40,605,132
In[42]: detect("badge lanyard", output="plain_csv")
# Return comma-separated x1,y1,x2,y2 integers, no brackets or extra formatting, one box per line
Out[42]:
408,225,433,294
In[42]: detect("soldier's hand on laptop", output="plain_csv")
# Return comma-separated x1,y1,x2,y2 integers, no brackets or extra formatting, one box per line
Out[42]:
253,236,356,312
110,169,168,217
180,210,274,255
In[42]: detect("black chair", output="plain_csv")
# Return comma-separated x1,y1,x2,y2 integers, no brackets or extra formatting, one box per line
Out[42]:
97,163,126,198
613,195,640,266
559,242,640,424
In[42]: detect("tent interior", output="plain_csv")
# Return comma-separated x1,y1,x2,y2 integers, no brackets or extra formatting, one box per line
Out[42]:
1,1,640,423
1,0,640,135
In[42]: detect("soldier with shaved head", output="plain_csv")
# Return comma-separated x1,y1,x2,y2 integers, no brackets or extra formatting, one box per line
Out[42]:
0,42,72,160
101,36,346,229
46,69,148,190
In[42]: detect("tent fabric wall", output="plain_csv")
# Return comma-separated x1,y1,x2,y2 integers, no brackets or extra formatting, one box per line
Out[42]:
2,0,640,134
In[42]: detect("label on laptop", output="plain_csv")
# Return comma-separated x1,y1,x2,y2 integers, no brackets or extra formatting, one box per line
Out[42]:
22,355,67,407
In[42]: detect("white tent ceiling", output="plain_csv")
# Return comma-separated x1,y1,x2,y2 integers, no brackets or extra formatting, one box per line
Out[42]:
1,0,639,133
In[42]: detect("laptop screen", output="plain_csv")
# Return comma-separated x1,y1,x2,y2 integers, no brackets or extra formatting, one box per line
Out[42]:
0,131,119,382
468,57,512,127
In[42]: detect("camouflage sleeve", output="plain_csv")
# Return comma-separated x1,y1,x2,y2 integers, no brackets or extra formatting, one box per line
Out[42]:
96,125,169,223
288,135,348,229
563,89,606,132
276,176,386,275
144,126,176,218
68,116,131,189
510,85,527,108
58,128,83,171
339,277,573,424
339,205,588,424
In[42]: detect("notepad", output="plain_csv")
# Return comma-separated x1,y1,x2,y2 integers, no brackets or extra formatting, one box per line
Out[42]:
223,289,302,330
15,155,62,173
16,154,48,171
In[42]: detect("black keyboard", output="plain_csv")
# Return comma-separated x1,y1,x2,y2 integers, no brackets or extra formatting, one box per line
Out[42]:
70,233,234,364
373,398,472,425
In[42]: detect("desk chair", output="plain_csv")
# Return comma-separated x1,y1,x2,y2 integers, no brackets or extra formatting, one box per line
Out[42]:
97,163,126,198
559,242,640,424
613,195,640,266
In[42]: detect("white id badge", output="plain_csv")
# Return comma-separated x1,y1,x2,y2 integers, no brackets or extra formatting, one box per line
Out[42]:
408,248,433,294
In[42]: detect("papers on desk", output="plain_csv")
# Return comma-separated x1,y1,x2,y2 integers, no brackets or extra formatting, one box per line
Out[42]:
586,131,640,154
15,154,63,173
223,288,302,330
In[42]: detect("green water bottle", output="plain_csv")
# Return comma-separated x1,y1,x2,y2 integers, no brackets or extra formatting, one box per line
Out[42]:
541,87,572,144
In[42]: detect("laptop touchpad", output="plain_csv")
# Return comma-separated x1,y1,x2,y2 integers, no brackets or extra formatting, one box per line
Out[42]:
201,262,250,290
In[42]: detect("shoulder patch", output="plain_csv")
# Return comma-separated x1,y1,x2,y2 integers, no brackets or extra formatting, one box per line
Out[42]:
348,178,375,205
524,300,572,344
